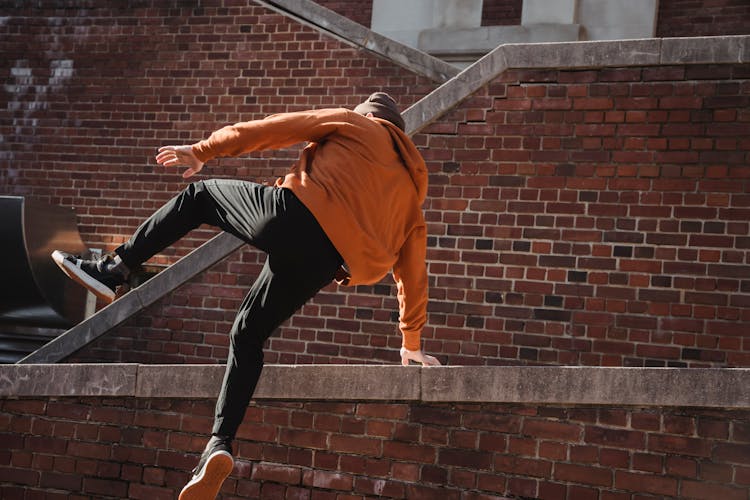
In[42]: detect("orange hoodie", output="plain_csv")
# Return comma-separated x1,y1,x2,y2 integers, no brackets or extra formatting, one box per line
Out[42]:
191,108,428,351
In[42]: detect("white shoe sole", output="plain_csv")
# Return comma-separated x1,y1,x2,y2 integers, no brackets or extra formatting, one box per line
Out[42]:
179,451,234,500
51,250,116,304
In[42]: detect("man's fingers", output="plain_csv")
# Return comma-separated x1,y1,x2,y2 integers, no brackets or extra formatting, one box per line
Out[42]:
155,151,178,165
399,349,441,367
421,354,441,366
155,146,176,162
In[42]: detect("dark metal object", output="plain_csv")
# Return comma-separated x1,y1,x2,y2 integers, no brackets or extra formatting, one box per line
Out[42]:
0,196,88,327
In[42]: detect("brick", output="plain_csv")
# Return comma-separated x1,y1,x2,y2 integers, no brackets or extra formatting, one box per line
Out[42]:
252,462,302,485
614,471,677,496
554,463,611,487
83,477,128,498
305,466,360,493
585,426,645,449
632,453,663,473
649,435,711,457
714,443,750,464
329,435,381,457
382,441,435,464
39,471,82,492
663,415,695,435
405,483,461,500
523,420,581,441
438,449,492,470
504,477,538,498
279,429,327,450
700,462,733,483
697,418,730,439
680,480,748,500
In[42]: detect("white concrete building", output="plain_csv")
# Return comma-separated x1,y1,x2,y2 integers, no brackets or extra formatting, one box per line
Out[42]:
371,0,659,67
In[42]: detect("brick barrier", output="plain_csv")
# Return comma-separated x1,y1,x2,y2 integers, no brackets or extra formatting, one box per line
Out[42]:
2,365,749,499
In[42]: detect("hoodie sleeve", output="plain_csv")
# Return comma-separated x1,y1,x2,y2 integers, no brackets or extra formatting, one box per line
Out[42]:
392,223,428,351
191,108,348,163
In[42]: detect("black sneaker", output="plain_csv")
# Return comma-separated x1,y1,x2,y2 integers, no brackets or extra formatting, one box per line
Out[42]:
51,250,129,303
179,435,234,500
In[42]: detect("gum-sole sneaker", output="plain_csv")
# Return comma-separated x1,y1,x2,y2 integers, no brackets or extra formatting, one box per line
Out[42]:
51,250,116,303
178,451,234,500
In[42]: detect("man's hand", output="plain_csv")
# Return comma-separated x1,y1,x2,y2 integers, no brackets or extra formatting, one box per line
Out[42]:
155,145,205,179
400,347,441,366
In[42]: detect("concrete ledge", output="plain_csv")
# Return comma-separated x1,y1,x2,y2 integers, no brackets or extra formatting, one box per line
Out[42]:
0,364,137,397
2,364,749,408
136,364,421,400
424,366,750,408
404,35,749,134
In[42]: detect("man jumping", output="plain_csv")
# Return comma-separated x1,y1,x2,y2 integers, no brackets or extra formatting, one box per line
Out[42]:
53,92,440,499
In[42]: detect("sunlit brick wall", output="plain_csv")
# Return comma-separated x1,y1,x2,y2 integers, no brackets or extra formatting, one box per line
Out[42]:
1,397,748,499
2,3,749,369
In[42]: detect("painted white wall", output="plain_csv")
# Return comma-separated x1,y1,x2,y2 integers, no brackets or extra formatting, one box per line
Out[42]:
371,0,482,46
578,0,658,40
522,0,578,24
371,0,658,65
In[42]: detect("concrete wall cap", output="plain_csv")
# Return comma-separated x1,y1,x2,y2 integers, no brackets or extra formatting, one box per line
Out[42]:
660,35,747,64
0,364,137,397
2,364,749,408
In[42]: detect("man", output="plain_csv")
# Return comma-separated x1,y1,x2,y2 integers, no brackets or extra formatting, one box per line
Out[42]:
52,92,441,499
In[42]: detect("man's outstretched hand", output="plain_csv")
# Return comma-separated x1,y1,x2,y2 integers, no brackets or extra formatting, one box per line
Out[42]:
400,347,441,366
156,145,205,179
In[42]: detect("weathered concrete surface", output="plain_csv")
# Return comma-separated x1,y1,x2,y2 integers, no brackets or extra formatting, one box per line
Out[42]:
660,35,748,64
422,366,750,408
136,364,225,398
502,38,662,69
0,364,137,397
2,364,749,408
372,0,483,47
135,364,421,401
255,365,421,401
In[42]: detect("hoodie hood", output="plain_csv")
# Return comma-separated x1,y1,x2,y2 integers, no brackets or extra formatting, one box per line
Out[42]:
375,117,428,204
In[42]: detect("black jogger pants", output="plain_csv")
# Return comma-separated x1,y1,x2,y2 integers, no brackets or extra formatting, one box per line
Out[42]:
115,179,343,438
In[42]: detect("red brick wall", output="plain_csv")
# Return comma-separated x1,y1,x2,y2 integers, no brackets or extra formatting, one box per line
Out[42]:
657,0,750,37
67,62,750,369
3,4,750,369
2,397,749,499
414,63,750,369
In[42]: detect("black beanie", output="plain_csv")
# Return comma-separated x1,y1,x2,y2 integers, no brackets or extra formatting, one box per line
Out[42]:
353,92,405,131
